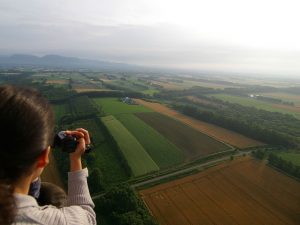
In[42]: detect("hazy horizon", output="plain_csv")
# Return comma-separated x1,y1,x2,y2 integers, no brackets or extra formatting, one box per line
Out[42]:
1,0,299,76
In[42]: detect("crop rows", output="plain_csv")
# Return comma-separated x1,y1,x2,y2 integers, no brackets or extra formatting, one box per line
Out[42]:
140,158,300,225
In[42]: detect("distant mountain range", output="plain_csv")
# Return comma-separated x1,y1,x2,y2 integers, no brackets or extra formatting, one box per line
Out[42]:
0,54,142,71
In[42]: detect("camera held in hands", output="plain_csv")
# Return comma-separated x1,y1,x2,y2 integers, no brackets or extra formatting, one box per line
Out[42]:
53,131,92,154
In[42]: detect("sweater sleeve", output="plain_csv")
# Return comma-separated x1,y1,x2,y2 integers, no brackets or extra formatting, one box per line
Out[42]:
14,168,97,225
61,167,96,225
67,168,94,207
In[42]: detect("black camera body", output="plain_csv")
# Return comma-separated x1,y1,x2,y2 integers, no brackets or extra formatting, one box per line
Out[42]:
53,131,92,154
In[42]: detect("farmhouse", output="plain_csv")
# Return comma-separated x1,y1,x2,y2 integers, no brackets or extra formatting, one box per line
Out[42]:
121,97,136,105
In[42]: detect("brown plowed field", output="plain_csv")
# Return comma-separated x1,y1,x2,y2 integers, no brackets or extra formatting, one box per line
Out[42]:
46,79,69,84
140,158,300,225
74,88,113,93
272,103,300,113
134,99,263,148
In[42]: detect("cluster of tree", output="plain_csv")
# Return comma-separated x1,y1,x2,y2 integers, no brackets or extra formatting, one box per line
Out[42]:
36,85,76,103
154,86,219,99
283,87,300,95
183,77,239,86
165,78,183,83
69,96,100,119
174,104,298,147
153,83,296,101
88,167,104,194
94,185,158,225
268,153,300,179
252,150,267,159
131,82,150,90
256,96,294,106
0,71,32,84
103,82,145,98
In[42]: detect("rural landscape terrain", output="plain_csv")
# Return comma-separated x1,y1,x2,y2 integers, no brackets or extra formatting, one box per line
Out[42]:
1,66,300,225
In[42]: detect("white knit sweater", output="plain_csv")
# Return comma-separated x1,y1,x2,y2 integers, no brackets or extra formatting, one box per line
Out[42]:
13,168,96,225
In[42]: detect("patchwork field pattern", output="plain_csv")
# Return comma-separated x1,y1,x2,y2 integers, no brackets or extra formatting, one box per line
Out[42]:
136,112,229,160
211,94,300,119
135,99,263,148
101,115,159,176
260,92,300,106
140,158,300,225
68,118,129,185
116,114,185,168
94,97,152,115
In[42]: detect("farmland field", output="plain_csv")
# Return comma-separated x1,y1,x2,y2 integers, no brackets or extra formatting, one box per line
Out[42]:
260,92,300,106
185,95,223,107
52,103,69,123
140,157,300,225
70,96,99,117
178,80,240,89
142,89,160,96
46,79,69,85
135,99,263,148
211,94,300,119
101,115,159,176
276,152,300,166
74,88,114,93
67,119,129,185
136,112,229,160
110,79,148,92
116,114,185,168
94,97,152,115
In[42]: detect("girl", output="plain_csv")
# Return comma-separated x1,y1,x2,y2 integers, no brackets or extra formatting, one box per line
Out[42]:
0,85,96,225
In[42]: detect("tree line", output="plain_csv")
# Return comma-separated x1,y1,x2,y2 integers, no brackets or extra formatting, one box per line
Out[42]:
174,103,298,147
94,184,158,225
268,153,300,179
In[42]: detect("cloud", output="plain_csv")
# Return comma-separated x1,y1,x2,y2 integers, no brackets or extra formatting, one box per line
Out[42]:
0,0,299,76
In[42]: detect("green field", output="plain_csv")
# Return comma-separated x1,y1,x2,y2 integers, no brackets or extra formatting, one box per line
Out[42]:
65,119,129,185
260,92,300,106
178,80,239,89
93,97,152,115
70,96,99,117
101,115,159,176
136,112,229,160
276,152,300,166
142,89,160,96
211,94,300,118
52,104,69,123
116,114,185,168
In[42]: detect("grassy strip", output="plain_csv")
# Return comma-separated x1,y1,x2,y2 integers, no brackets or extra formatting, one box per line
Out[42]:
52,103,69,124
275,152,300,166
116,114,184,169
67,119,129,186
93,97,152,115
136,112,230,160
101,115,159,176
128,150,234,186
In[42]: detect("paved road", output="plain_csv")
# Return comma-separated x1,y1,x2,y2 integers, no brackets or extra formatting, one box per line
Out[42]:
92,151,251,200
132,151,250,188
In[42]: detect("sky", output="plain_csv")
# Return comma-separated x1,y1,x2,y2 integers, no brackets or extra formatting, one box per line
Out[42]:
0,0,300,76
